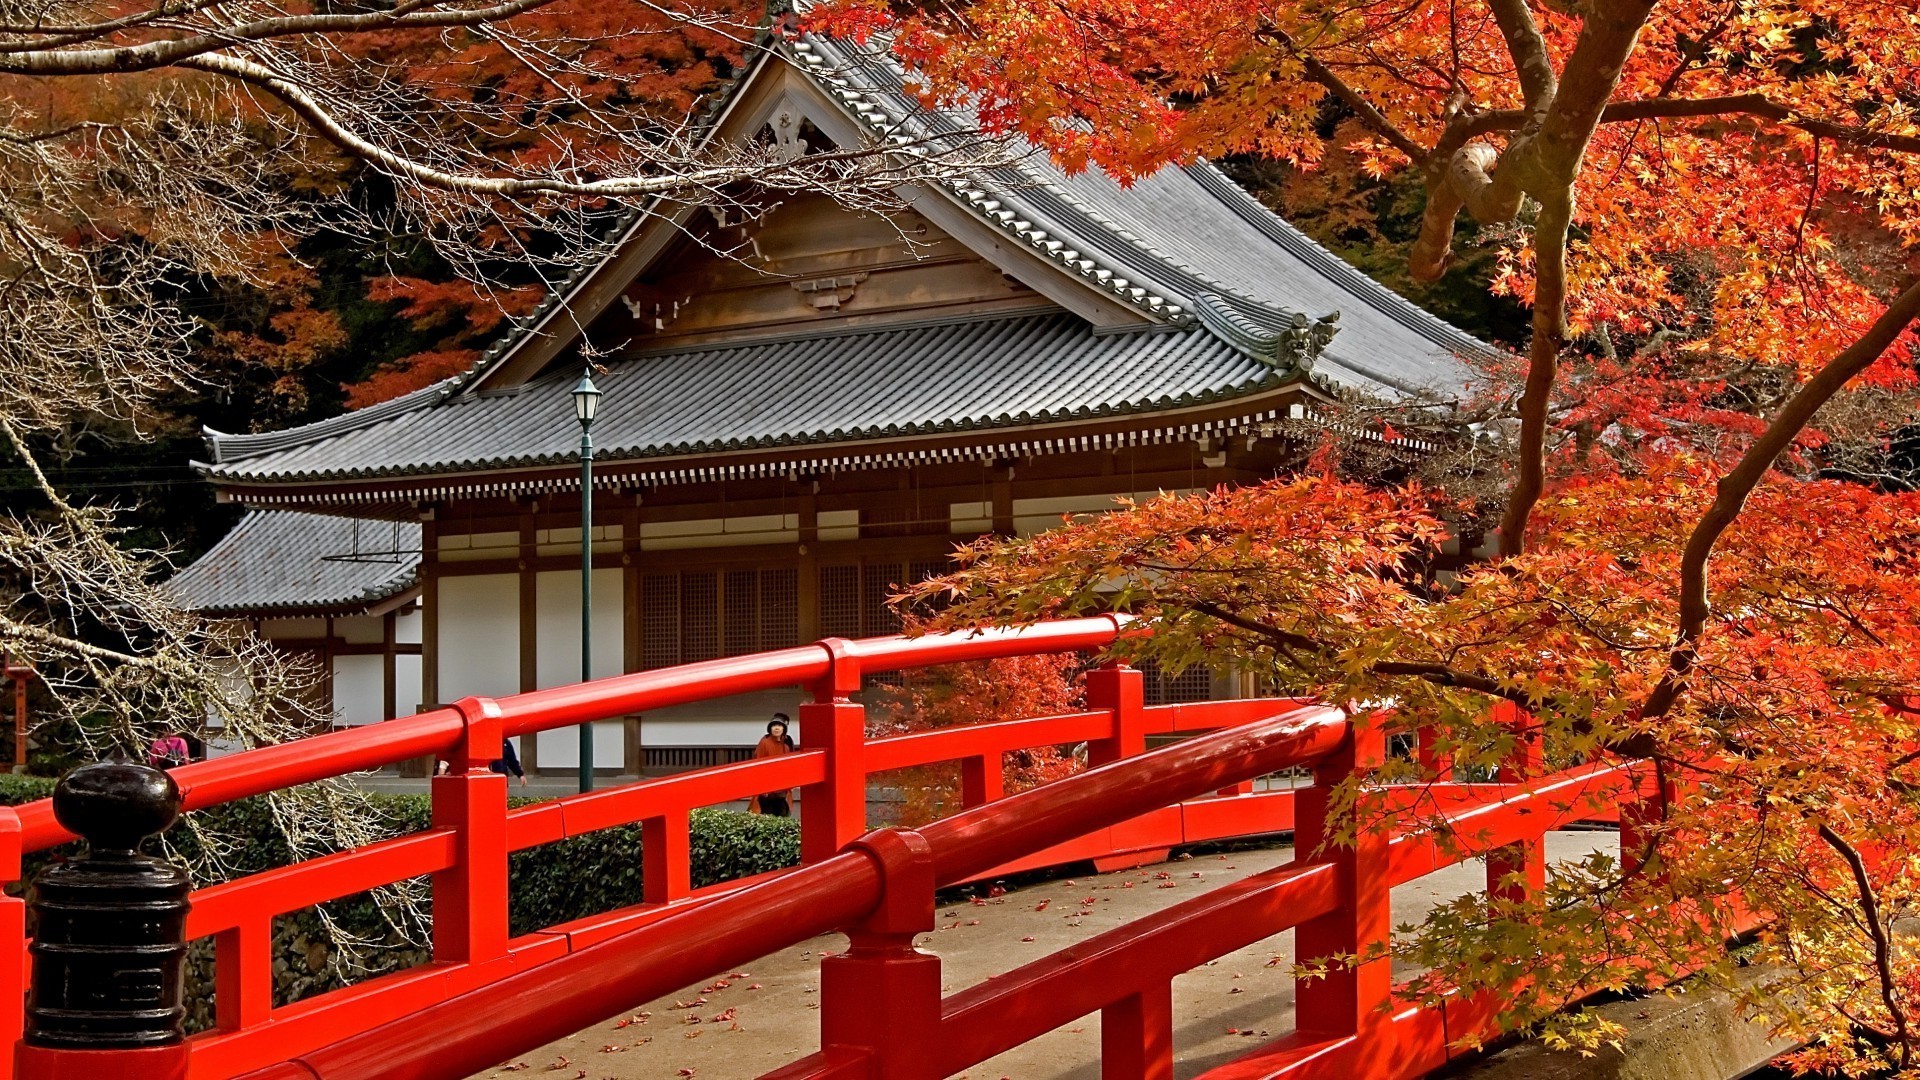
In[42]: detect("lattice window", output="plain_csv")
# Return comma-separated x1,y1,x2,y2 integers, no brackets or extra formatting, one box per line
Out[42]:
641,573,680,670
760,567,799,650
723,569,759,657
862,562,904,636
1141,657,1214,706
682,571,719,662
820,564,861,639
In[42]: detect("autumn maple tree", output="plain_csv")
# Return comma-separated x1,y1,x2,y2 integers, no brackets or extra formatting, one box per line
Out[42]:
871,648,1085,826
807,0,1920,1070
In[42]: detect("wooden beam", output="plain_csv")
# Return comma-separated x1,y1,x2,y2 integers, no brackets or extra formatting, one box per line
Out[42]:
382,610,398,723
624,493,643,777
420,512,439,713
517,500,539,774
798,483,820,642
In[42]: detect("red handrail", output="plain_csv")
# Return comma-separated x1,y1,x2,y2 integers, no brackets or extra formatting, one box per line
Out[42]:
7,616,1129,852
0,617,1652,1080
243,703,1347,1080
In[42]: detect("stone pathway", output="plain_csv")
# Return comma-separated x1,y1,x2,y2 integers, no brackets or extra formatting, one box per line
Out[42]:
471,832,1608,1080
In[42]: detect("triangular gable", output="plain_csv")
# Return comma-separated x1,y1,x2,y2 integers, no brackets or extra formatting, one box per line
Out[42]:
467,50,1164,392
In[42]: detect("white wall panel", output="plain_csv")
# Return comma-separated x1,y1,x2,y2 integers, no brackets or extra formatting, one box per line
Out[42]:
331,655,384,726
535,722,626,771
437,573,519,701
533,568,623,689
395,654,423,718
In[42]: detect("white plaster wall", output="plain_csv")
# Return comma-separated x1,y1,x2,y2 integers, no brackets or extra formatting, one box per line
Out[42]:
437,531,518,562
1012,490,1195,536
949,501,991,535
336,614,385,645
395,654,423,718
641,690,803,748
331,655,384,725
533,567,624,769
817,509,858,542
437,573,519,701
394,608,423,645
535,724,626,771
535,524,622,558
640,515,799,550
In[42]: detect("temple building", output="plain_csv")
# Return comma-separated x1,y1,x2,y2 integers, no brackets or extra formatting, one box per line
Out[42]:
170,35,1489,775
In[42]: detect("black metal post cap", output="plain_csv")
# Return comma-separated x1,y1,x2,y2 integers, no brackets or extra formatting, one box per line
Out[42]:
52,761,182,854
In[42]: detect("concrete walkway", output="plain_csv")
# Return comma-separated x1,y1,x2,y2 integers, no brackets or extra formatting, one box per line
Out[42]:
470,832,1608,1080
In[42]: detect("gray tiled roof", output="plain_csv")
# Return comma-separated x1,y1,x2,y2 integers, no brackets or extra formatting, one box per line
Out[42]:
169,511,420,612
201,35,1493,489
808,38,1490,397
205,314,1277,482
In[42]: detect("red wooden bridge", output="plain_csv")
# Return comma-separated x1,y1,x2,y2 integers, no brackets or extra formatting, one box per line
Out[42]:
0,617,1643,1080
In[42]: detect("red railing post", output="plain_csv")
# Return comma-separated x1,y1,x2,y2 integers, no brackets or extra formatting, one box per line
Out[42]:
1101,980,1174,1079
642,811,691,904
432,696,510,965
1415,726,1454,781
1486,702,1545,902
800,639,866,865
1620,766,1675,878
213,920,273,1033
960,754,1004,807
1294,718,1392,1074
0,808,22,1080
1085,661,1145,767
819,829,941,1079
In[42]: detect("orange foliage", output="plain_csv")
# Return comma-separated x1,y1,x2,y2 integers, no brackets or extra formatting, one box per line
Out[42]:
818,0,1920,384
870,653,1084,827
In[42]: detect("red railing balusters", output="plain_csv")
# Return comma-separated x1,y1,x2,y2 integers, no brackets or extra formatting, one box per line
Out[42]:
1101,981,1175,1080
1085,662,1145,767
960,753,1004,807
1620,767,1675,879
0,809,23,1080
1486,702,1545,903
0,618,1673,1080
431,697,510,965
1414,727,1453,782
1293,721,1393,1077
213,921,273,1033
642,811,690,904
800,639,868,865
818,829,941,1079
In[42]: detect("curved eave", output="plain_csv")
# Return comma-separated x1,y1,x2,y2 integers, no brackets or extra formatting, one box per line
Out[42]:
198,367,1321,487
199,379,1362,508
190,580,423,619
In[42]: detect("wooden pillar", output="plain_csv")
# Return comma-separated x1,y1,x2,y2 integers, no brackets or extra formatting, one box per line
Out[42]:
516,500,539,774
623,492,643,776
990,464,1015,537
320,615,336,730
381,610,398,723
413,510,441,778
797,481,821,641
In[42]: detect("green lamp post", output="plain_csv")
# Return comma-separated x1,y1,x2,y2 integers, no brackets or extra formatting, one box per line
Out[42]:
571,370,602,793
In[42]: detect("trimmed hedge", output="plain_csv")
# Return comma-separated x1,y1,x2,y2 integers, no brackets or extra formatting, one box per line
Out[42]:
0,774,800,1028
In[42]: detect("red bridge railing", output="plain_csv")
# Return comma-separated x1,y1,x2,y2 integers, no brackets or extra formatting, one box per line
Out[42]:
0,617,1640,1080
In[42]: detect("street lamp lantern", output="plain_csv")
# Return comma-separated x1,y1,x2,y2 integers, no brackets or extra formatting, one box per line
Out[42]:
572,372,602,427
573,368,601,793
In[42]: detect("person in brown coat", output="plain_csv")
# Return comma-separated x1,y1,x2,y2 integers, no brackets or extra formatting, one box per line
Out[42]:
748,714,795,816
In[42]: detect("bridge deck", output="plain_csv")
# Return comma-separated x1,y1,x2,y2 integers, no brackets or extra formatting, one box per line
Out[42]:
483,832,1609,1080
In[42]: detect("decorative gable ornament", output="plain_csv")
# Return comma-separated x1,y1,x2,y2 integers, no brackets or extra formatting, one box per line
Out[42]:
1192,292,1340,374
